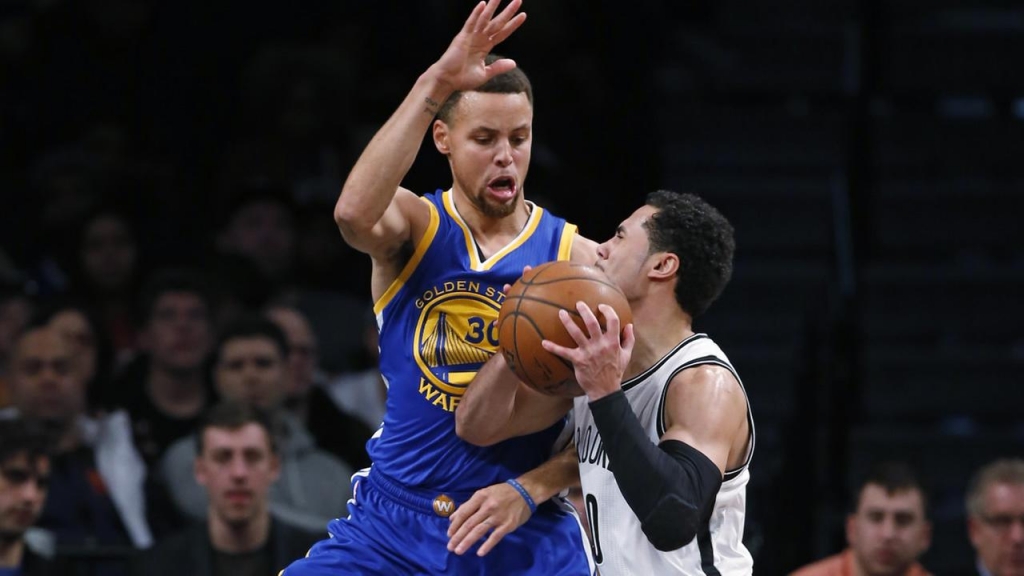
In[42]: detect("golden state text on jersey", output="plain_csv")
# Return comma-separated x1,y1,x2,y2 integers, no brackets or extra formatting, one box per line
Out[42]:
369,189,577,492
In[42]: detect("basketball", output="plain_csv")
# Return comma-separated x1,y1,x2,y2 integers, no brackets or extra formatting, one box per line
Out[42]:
497,261,632,397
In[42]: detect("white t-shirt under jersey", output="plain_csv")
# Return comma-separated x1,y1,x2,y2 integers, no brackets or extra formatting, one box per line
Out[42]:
572,333,755,576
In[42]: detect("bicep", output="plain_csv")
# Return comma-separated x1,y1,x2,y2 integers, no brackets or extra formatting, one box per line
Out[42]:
660,366,747,476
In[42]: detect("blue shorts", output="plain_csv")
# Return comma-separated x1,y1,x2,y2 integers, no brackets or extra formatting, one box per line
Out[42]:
282,469,593,575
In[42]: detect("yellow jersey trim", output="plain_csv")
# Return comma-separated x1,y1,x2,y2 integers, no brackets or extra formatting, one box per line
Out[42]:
373,198,440,315
558,222,577,261
442,190,545,271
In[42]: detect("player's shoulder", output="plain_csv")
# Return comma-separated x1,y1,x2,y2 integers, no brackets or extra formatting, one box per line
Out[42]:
568,234,599,263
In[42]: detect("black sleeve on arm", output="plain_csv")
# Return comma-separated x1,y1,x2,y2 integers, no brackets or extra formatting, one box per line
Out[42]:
588,390,723,551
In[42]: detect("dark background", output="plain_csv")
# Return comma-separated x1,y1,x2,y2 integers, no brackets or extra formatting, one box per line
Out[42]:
2,0,1022,573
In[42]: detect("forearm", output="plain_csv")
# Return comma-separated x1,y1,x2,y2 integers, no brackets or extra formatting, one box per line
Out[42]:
514,443,580,505
335,69,452,232
589,391,722,551
456,354,520,446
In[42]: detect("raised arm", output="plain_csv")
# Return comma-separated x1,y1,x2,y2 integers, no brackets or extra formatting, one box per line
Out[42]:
334,0,527,260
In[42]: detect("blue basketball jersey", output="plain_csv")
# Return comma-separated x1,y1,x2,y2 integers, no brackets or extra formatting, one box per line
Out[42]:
370,189,578,493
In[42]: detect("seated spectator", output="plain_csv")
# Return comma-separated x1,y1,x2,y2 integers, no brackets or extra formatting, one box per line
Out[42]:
791,461,932,576
0,417,68,575
130,402,320,576
114,268,215,466
161,316,351,533
264,302,372,469
966,458,1024,576
3,324,153,576
322,311,385,433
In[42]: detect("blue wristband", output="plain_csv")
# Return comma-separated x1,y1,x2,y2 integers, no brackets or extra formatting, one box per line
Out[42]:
506,478,538,514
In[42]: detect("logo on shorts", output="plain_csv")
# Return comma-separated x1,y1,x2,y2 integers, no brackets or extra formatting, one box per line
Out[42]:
413,283,505,412
432,494,456,517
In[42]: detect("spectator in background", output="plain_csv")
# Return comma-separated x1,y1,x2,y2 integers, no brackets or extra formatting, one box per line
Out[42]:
264,302,372,470
966,459,1024,576
71,204,142,367
790,461,932,576
322,311,385,433
114,268,215,466
0,417,67,575
3,324,153,576
31,297,114,414
160,316,351,533
0,285,33,408
131,402,320,576
214,186,297,295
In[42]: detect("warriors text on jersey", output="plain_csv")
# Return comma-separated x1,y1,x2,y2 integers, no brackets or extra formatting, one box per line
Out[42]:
573,333,755,576
371,189,577,493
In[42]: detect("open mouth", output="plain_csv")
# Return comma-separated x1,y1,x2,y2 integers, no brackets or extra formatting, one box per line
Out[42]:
486,177,517,201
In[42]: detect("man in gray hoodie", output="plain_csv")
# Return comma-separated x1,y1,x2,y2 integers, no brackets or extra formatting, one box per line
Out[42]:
160,316,351,533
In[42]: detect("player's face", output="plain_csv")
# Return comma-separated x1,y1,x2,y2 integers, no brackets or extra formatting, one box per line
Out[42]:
195,424,279,529
215,337,288,410
847,484,931,576
969,482,1024,576
440,92,532,219
10,328,85,424
594,205,657,300
0,453,49,540
142,292,213,373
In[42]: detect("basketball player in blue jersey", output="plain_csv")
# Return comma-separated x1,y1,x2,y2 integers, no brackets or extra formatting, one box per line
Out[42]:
453,191,755,575
282,1,597,574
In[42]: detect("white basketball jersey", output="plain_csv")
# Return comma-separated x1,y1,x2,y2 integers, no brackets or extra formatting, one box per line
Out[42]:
572,333,755,576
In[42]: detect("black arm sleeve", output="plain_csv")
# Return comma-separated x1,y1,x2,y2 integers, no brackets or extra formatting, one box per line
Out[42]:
588,390,723,551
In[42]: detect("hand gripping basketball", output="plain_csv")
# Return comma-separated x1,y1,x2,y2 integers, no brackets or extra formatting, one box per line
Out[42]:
496,261,632,397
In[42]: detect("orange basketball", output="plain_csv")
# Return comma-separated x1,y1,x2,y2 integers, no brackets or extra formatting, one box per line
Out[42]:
497,261,632,397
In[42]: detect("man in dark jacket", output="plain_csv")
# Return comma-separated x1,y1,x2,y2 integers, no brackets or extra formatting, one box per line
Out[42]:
131,402,319,576
0,417,67,576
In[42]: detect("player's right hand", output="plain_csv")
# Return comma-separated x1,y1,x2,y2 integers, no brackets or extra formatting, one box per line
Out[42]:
430,0,527,93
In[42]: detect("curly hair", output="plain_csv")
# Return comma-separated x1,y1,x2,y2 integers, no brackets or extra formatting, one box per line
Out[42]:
436,54,533,125
643,190,735,318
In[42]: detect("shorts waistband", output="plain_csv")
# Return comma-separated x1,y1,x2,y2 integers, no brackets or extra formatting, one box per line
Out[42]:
366,470,477,516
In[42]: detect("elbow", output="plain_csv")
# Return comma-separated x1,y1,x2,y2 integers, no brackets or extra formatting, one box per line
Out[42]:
333,196,361,229
454,410,499,447
641,497,700,552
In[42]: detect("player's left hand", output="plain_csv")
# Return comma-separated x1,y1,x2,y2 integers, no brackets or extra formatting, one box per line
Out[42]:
446,481,533,556
542,301,635,401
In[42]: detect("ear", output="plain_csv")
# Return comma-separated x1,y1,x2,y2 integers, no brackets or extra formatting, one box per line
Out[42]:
269,454,281,483
967,516,981,548
648,252,679,281
433,119,451,155
845,513,857,546
194,456,207,487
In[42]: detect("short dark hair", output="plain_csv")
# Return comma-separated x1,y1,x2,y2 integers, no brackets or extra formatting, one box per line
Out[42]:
436,54,533,125
137,268,214,326
212,314,290,367
853,460,930,518
643,190,735,318
0,417,53,466
194,402,277,455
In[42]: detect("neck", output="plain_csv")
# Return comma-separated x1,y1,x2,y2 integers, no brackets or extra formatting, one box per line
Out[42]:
0,536,24,568
451,189,531,241
208,509,270,554
624,295,693,379
147,367,206,418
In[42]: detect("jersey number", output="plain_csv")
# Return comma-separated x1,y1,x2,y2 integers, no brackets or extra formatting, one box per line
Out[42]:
465,317,499,346
585,493,603,564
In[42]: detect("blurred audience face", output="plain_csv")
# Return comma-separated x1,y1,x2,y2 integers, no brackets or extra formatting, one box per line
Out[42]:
195,423,279,529
218,200,295,280
846,483,931,576
215,337,287,411
265,306,318,397
142,292,212,375
10,327,84,425
80,213,137,294
0,452,50,540
47,309,98,387
969,481,1024,576
0,294,32,367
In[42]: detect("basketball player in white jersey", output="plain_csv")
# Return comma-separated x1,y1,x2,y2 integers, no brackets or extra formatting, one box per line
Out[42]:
452,190,754,575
